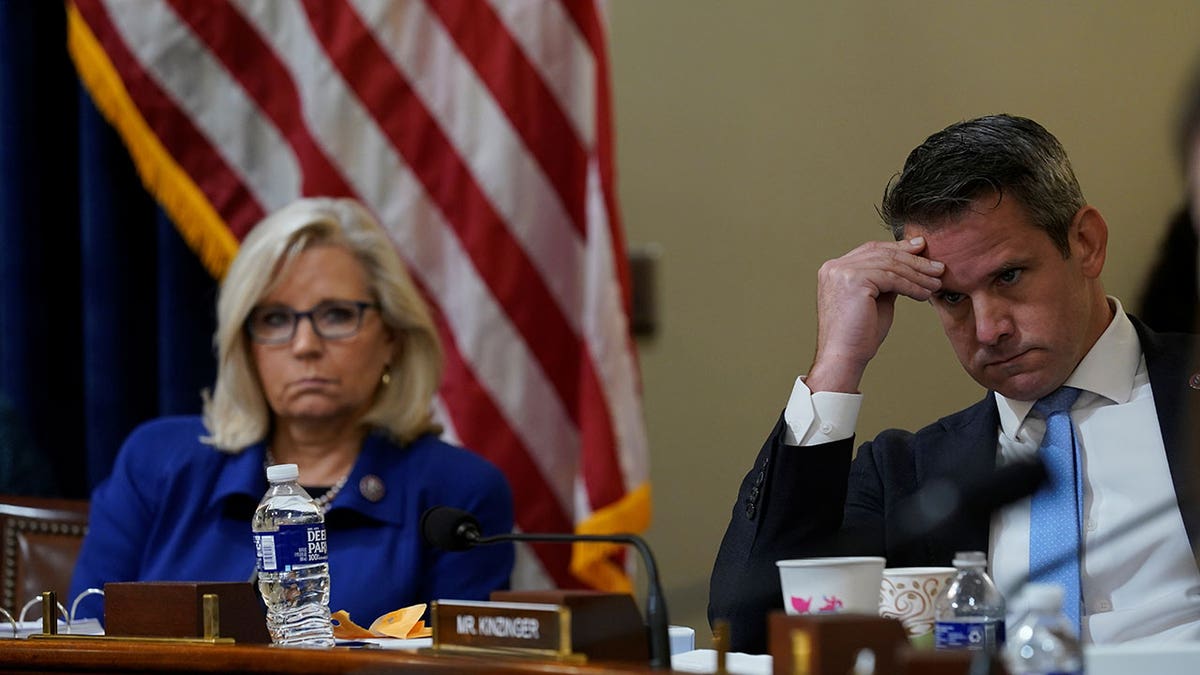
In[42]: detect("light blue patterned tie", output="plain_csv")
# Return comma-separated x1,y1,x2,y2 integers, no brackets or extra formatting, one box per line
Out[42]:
1029,386,1083,633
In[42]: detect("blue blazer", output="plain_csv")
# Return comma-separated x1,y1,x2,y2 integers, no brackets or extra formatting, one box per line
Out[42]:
709,318,1200,653
70,416,515,624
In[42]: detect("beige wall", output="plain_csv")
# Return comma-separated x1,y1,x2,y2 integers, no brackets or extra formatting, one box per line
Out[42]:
608,0,1200,642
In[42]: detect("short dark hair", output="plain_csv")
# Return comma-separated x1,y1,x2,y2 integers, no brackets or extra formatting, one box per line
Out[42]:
879,114,1084,257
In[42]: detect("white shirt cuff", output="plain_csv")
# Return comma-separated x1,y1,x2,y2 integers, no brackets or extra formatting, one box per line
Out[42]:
782,376,862,446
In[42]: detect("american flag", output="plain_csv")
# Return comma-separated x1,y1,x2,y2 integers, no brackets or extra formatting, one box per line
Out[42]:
67,0,649,592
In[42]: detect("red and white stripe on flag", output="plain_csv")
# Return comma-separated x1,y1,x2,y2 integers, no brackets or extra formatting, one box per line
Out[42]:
67,0,650,592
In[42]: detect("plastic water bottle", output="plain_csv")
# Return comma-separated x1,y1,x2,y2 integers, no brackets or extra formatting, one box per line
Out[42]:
934,551,1006,652
252,463,334,647
1003,584,1084,675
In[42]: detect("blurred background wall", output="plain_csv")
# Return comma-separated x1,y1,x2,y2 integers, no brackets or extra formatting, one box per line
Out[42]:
608,0,1200,640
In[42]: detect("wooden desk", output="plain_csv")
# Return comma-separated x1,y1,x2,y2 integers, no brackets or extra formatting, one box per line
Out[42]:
0,638,663,675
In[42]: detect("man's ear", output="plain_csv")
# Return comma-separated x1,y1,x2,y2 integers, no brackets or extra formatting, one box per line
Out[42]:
1071,205,1108,278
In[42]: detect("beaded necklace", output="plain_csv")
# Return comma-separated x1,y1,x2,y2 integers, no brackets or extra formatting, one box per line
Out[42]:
264,449,350,514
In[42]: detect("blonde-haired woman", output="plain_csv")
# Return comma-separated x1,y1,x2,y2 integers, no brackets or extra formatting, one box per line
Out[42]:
71,198,514,622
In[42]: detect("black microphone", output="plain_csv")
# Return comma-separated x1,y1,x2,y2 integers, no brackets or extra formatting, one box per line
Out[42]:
889,459,1046,675
421,506,672,669
421,504,485,551
894,458,1048,543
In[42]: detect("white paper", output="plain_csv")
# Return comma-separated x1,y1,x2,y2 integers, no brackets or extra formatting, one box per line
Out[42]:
670,648,772,675
0,618,105,639
334,636,432,650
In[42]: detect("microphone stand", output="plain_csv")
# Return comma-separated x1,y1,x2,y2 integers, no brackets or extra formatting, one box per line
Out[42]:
473,531,672,670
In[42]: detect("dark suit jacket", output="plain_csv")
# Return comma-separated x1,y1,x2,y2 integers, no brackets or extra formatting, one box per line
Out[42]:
708,317,1200,654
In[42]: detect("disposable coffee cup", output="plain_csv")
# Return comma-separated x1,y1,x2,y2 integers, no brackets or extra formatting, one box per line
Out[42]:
776,556,886,615
878,566,956,647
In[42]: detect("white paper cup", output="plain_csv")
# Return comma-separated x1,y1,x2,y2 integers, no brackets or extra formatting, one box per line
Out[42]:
776,556,886,615
668,625,695,655
878,566,957,642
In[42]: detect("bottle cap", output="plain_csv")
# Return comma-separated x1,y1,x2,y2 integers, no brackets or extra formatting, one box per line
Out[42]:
952,550,987,568
266,463,300,482
1021,583,1064,612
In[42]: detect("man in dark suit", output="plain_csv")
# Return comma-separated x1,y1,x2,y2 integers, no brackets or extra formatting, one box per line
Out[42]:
709,114,1200,653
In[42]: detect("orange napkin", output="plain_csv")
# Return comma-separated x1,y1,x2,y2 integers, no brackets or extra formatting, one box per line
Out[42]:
331,604,431,640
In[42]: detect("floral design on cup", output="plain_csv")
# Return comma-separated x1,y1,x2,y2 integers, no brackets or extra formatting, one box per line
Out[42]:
878,568,956,638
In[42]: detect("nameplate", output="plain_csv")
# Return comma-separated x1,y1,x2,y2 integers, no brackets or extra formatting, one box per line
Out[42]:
430,600,576,660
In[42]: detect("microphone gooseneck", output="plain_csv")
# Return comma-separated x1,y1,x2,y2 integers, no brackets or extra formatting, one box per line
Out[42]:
421,505,672,669
1002,493,1184,601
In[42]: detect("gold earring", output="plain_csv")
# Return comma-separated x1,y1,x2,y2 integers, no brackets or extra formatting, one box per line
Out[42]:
381,368,392,386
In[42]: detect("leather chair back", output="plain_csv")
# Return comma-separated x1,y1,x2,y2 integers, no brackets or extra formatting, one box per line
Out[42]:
0,495,89,614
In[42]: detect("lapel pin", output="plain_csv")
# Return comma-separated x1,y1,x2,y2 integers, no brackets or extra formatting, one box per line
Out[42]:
359,474,386,502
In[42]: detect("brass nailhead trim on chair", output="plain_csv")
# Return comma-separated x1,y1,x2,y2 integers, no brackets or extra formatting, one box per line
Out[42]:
2,518,88,612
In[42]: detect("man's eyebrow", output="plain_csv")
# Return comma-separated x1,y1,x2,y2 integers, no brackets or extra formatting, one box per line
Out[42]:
986,257,1031,278
930,256,1031,299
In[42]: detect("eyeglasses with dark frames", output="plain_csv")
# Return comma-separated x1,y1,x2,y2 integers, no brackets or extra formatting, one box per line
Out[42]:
245,300,380,344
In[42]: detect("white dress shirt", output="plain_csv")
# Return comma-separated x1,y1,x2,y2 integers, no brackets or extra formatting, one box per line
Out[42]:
783,299,1200,643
